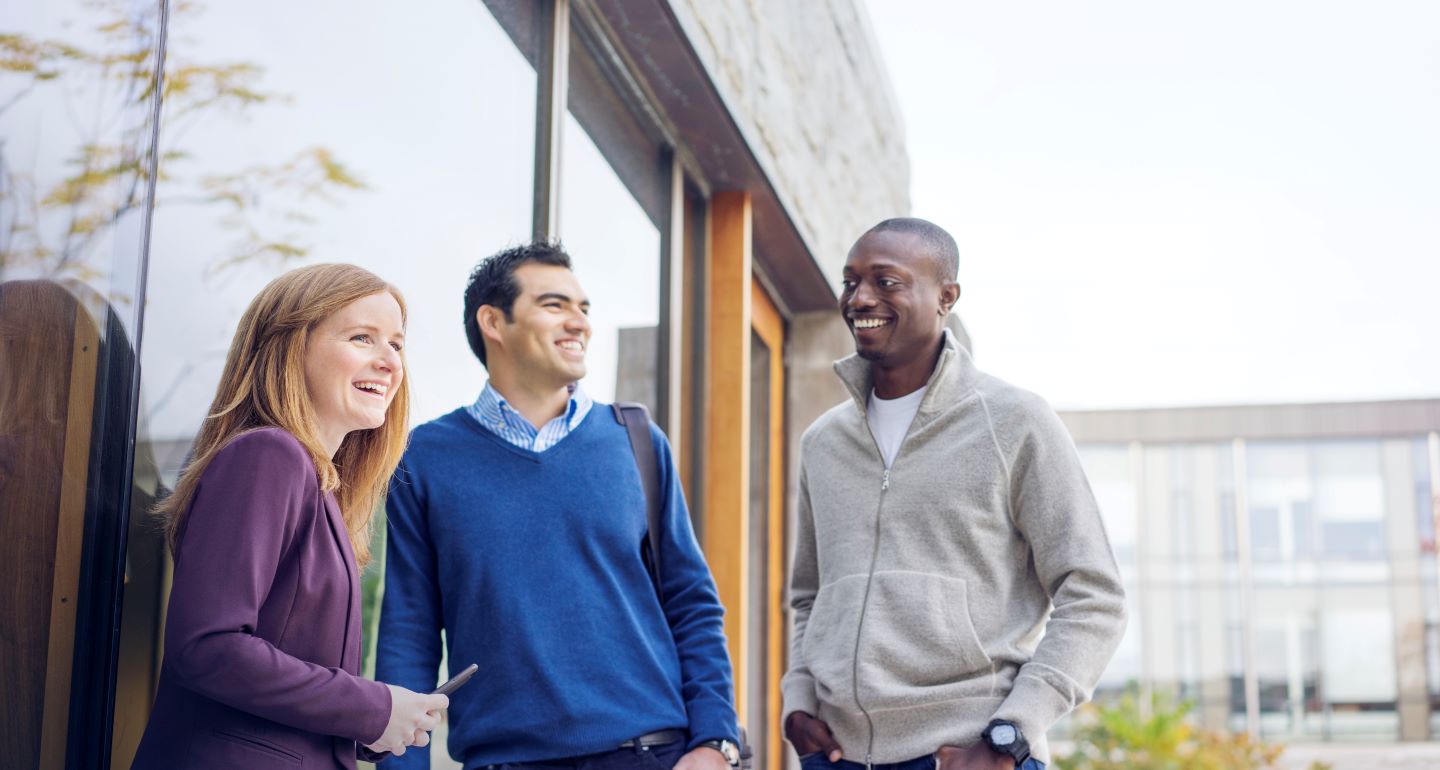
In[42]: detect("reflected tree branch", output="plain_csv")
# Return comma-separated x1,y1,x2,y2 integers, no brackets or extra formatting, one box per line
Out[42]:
1,0,368,290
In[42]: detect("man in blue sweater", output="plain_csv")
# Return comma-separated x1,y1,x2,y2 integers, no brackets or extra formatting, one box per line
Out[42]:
377,242,741,770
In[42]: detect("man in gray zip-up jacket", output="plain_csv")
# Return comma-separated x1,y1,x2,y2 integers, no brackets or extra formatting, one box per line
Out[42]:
781,218,1126,770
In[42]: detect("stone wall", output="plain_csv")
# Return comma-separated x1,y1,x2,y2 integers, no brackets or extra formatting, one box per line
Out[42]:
668,0,910,282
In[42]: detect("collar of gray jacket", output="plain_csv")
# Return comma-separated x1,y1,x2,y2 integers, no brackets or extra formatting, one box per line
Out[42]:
834,328,980,422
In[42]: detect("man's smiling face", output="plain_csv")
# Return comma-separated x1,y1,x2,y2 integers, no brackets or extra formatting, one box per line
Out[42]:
487,262,591,388
840,229,958,367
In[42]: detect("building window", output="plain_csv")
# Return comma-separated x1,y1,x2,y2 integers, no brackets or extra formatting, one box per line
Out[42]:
1246,439,1397,740
558,111,660,410
1076,444,1141,700
118,2,538,766
1,1,161,766
558,16,667,415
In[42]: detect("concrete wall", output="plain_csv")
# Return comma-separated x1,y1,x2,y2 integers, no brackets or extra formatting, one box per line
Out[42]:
668,0,910,284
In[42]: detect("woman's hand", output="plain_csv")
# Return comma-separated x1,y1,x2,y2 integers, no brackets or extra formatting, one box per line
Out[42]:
364,684,448,755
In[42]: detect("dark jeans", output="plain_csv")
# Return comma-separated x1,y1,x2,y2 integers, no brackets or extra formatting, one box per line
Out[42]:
799,751,1045,770
476,740,688,770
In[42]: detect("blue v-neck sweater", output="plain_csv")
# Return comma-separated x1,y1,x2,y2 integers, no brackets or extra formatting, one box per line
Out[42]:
376,407,737,769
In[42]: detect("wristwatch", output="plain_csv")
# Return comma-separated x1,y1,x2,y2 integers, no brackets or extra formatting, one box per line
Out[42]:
981,720,1030,765
699,739,742,767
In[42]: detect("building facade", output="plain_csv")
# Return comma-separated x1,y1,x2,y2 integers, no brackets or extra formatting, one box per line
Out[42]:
1059,400,1440,756
0,1,905,768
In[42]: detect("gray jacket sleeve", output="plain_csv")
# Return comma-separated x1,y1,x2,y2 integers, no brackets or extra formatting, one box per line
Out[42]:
991,401,1128,741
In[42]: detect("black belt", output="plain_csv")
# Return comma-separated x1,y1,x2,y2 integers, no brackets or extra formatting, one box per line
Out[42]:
619,729,685,748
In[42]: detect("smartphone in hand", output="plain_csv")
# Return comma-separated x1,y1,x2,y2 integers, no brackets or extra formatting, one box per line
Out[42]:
432,663,479,697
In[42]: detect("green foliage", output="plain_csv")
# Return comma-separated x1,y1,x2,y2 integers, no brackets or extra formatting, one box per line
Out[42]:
359,512,386,679
1055,689,1327,770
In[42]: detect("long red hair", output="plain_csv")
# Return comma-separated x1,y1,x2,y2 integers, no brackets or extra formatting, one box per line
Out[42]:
156,263,410,568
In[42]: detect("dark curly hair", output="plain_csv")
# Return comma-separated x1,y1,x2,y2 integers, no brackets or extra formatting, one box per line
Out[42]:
463,241,573,368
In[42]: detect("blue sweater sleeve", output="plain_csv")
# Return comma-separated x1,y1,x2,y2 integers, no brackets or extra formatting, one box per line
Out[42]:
376,458,445,769
649,424,740,748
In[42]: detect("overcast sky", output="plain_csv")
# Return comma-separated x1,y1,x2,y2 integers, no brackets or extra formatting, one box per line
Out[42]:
863,1,1439,410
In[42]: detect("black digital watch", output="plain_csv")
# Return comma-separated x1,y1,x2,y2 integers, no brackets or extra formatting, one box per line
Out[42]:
981,719,1031,766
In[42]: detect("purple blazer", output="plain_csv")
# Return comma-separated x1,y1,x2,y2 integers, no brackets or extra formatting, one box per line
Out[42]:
132,428,391,769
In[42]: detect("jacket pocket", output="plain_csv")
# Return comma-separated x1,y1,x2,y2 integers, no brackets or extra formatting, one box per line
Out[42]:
855,571,992,700
800,575,869,706
210,728,304,766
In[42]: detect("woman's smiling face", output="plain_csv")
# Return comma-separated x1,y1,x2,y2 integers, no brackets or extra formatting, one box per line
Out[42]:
303,290,406,456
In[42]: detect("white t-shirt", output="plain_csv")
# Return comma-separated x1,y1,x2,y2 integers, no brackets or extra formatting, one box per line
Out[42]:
867,385,927,469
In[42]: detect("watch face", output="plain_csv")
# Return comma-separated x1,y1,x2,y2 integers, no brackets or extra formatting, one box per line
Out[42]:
990,724,1017,746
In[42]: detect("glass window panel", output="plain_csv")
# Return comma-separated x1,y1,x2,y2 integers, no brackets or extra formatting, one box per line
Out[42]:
140,0,536,451
1078,445,1140,699
2,1,159,766
1291,499,1316,559
566,19,667,227
558,114,660,411
1251,505,1282,562
1078,445,1136,565
121,3,537,768
1313,441,1386,561
557,16,665,416
1414,437,1440,736
1247,442,1311,563
1323,607,1397,702
1415,436,1436,549
1219,444,1239,562
1228,621,1248,732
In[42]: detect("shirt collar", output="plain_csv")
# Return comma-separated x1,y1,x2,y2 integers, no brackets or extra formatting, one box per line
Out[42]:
472,381,590,431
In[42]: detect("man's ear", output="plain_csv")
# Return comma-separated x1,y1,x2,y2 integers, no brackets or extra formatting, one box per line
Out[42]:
477,305,506,348
940,282,961,315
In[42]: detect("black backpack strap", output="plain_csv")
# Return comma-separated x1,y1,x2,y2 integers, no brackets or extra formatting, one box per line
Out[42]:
613,402,663,600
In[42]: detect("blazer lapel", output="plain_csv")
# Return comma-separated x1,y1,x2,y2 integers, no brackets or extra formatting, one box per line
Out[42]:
321,491,361,671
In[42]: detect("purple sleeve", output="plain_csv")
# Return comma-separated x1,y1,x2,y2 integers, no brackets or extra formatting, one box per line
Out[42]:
162,429,391,744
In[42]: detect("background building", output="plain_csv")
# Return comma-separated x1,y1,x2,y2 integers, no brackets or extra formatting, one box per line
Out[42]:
0,1,904,768
1060,399,1440,768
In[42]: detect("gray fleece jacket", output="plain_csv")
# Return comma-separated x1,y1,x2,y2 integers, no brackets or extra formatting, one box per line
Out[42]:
781,330,1126,764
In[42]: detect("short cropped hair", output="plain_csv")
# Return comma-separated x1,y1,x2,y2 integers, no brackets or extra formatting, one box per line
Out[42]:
862,217,959,282
463,241,573,367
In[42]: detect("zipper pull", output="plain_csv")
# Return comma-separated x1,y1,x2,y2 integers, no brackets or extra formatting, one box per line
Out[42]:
881,469,890,491
866,754,873,770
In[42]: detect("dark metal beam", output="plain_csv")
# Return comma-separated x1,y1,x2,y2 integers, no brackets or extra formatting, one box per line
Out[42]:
531,0,569,241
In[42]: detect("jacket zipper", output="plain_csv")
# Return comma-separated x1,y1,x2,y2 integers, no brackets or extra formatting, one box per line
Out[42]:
850,467,888,770
845,376,935,769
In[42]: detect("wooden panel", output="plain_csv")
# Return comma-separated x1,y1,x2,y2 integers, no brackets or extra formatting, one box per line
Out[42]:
750,280,785,770
703,191,752,722
0,282,97,770
0,286,72,769
41,298,100,769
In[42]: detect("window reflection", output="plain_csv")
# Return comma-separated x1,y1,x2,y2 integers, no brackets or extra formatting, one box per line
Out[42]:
1,0,160,766
558,111,660,412
120,2,537,767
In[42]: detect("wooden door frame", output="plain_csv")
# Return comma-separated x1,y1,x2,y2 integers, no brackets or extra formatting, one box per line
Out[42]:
701,189,789,770
750,279,785,770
